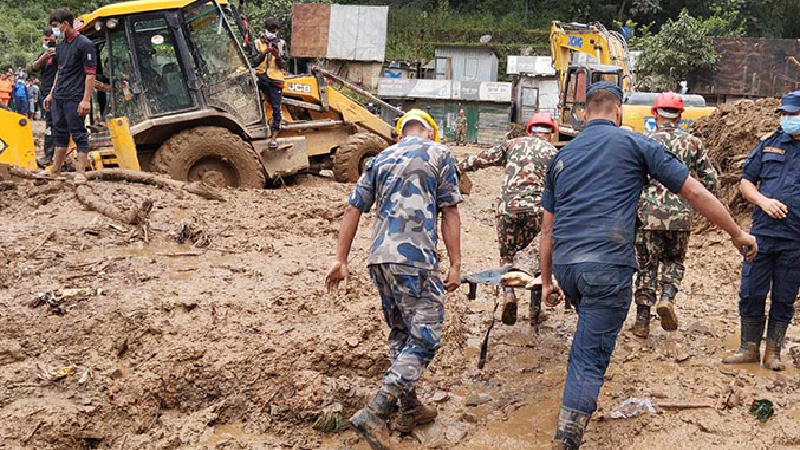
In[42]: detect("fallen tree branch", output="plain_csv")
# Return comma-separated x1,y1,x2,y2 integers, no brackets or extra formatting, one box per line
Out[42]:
75,185,137,224
84,170,226,201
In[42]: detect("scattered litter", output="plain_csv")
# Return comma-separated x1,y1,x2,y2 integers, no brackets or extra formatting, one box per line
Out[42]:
36,364,76,382
606,398,657,419
313,403,344,433
749,399,774,423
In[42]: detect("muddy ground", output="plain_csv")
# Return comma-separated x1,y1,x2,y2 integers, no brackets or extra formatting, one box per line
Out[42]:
1,142,799,450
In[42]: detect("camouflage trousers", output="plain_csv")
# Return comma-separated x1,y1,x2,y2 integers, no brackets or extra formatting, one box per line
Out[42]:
635,230,690,306
455,130,466,145
496,211,542,266
369,263,445,397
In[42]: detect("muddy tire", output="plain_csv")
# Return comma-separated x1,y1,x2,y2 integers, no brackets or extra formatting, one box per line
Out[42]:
150,126,265,189
332,133,389,183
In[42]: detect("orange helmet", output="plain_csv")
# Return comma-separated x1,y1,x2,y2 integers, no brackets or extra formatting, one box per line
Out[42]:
526,113,556,136
651,92,684,117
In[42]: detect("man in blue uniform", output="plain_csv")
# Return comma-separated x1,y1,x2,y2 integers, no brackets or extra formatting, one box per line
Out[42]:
539,82,756,450
325,109,462,449
722,91,800,371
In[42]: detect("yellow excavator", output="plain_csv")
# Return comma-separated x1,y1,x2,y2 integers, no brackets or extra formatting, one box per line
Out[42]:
1,0,397,187
550,21,715,141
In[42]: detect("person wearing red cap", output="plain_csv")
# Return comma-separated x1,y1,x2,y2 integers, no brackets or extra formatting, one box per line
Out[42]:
457,112,559,325
632,92,718,338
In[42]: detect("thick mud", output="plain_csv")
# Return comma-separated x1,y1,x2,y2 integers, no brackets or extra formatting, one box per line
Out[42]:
1,143,798,449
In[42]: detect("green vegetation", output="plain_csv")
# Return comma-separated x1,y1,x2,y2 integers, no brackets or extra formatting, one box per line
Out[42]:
2,0,799,75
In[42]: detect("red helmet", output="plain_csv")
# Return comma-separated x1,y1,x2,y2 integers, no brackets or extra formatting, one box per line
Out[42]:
651,92,684,116
526,113,556,136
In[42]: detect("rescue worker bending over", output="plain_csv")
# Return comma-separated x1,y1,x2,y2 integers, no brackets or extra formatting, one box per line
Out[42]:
458,113,559,325
633,92,718,338
253,17,287,138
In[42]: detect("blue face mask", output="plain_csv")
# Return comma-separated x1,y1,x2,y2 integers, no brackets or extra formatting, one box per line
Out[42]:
781,115,800,135
52,27,61,37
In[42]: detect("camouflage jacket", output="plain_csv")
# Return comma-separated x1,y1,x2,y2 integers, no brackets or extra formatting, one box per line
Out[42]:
457,137,558,215
348,136,462,270
639,125,718,231
455,116,467,132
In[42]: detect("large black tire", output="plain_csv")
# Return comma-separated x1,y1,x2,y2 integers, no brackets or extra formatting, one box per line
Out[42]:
150,126,266,189
332,133,389,183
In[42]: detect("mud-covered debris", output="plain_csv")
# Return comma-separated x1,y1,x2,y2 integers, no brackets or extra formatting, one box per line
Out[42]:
432,391,449,403
61,287,95,299
465,393,492,407
30,293,66,315
749,399,774,423
445,424,468,443
345,337,360,348
461,411,478,424
606,398,657,419
313,403,344,433
676,350,691,362
177,219,209,247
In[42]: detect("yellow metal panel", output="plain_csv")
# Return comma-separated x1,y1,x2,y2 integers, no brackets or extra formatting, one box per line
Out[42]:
78,0,228,30
0,110,36,170
107,117,141,171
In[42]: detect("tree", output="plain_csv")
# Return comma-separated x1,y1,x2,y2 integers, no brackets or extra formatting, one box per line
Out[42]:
635,9,716,90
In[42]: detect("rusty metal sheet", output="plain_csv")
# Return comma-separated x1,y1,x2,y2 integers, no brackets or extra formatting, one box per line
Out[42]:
691,38,800,97
291,3,330,58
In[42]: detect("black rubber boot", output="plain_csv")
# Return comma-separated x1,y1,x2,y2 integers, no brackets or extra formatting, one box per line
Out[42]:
722,316,765,364
764,320,789,371
632,304,651,338
551,406,591,450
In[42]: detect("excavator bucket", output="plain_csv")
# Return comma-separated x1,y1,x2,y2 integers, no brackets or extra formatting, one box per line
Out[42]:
0,109,37,170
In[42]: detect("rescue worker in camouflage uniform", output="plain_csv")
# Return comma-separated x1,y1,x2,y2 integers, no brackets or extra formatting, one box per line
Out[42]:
326,109,462,449
457,113,559,325
632,93,718,338
722,91,800,371
455,108,467,146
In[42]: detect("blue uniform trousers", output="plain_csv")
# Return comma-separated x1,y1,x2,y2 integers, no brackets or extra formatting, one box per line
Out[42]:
554,262,635,414
369,263,444,397
739,235,800,324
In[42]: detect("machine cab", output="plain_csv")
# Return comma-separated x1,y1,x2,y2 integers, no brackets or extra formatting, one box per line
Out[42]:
560,64,623,136
81,0,264,145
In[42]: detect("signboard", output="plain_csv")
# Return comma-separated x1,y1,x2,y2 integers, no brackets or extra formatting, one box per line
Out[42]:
507,56,556,76
378,79,512,103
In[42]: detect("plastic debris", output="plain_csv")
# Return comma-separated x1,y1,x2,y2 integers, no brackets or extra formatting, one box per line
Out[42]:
607,398,657,419
749,399,774,423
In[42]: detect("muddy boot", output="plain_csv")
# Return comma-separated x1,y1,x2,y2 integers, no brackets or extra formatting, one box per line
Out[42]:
763,320,789,371
350,389,394,450
722,316,765,364
552,406,591,450
395,389,437,433
656,286,678,331
501,287,518,325
632,305,651,338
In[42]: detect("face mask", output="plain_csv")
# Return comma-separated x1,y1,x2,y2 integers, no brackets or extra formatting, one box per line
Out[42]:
781,115,800,135
52,27,61,37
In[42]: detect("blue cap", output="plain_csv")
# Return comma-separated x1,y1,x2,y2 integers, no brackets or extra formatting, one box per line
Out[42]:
586,81,623,102
776,91,800,114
